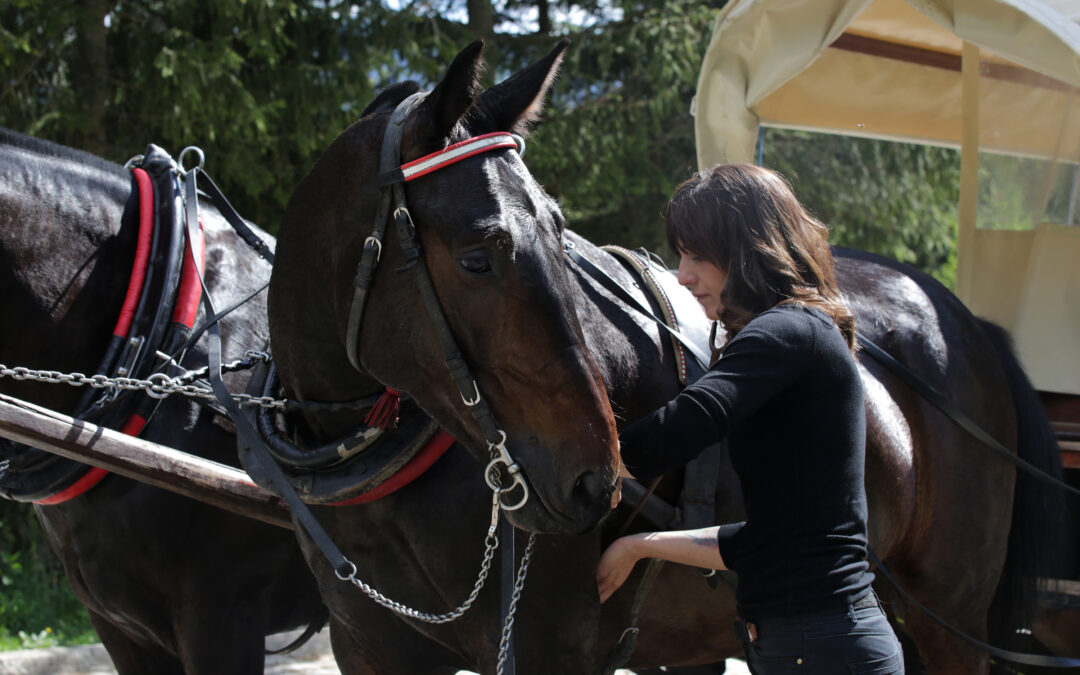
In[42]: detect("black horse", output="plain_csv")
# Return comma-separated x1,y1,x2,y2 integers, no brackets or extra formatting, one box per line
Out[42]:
0,129,325,673
266,40,1066,674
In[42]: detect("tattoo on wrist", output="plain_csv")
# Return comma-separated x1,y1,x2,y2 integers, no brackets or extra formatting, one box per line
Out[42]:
692,534,715,549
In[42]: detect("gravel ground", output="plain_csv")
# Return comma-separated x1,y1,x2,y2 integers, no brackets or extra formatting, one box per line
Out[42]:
0,629,749,674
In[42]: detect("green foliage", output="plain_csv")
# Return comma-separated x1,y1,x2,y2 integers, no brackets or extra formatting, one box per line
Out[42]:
526,1,714,258
0,502,95,650
763,130,960,289
978,152,1080,230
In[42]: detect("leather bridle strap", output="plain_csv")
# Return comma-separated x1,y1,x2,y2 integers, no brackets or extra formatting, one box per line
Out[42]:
856,334,1080,497
564,242,711,371
351,95,531,674
344,93,529,510
344,93,423,373
867,547,1080,668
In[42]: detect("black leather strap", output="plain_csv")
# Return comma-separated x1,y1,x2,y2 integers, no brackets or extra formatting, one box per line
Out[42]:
856,334,1080,498
195,169,275,265
600,558,665,675
345,92,427,372
868,547,1080,668
198,266,352,575
564,244,711,370
500,516,516,675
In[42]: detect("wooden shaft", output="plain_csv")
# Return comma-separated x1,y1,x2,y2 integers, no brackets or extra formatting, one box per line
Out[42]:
0,393,293,530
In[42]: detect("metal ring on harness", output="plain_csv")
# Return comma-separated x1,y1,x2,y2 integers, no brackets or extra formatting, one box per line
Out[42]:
177,146,205,175
510,134,526,157
334,560,358,581
485,431,529,510
145,372,173,400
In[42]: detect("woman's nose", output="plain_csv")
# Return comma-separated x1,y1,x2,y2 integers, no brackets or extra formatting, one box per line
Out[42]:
677,262,694,286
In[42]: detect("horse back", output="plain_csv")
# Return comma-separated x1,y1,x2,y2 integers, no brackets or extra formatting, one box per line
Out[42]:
834,247,1020,598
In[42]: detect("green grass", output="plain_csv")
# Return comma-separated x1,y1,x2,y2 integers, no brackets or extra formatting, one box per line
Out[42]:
0,503,97,650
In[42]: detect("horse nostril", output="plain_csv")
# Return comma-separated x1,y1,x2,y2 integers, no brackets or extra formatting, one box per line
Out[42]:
574,471,612,508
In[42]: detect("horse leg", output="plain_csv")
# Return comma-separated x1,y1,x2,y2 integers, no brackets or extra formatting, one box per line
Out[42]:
327,613,462,674
88,610,185,675
172,600,265,675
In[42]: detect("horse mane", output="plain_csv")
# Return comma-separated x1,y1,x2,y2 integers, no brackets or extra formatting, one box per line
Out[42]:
0,126,124,176
360,82,422,118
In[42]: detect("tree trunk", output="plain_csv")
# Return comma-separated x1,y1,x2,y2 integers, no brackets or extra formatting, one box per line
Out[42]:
73,0,109,155
467,0,495,37
537,0,551,35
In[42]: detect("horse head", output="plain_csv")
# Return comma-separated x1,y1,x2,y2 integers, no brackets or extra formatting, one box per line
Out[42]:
269,41,620,534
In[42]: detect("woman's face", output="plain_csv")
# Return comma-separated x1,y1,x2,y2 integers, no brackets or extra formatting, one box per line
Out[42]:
677,251,728,321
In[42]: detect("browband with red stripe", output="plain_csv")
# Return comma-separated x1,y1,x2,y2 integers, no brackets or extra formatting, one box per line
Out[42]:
378,132,524,186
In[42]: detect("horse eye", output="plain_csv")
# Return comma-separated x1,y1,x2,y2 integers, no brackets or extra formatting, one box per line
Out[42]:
459,252,492,274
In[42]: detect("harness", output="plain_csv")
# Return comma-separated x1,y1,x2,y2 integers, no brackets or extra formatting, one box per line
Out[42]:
0,145,204,504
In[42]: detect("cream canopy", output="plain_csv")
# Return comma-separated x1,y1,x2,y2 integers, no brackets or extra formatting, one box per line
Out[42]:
694,0,1080,394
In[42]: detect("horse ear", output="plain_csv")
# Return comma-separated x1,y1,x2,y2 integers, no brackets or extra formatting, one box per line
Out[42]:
361,81,421,118
424,40,486,141
472,39,569,137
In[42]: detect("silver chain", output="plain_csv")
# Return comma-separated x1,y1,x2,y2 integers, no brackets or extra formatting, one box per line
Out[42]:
0,353,286,410
335,492,502,623
333,492,535,673
496,532,537,675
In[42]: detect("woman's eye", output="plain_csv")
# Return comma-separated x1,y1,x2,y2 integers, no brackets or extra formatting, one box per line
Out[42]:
459,253,492,274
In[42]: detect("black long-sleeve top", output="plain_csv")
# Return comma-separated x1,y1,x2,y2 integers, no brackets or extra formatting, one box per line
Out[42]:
619,303,873,621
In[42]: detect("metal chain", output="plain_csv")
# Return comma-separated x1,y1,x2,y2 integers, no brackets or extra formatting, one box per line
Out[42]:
335,492,503,624
166,350,270,386
0,359,286,410
496,532,537,675
0,355,384,413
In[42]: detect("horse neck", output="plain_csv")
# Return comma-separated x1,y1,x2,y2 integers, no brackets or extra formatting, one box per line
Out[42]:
0,137,133,412
563,232,685,422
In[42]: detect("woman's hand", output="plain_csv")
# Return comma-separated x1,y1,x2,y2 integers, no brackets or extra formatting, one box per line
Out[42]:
596,534,644,603
596,527,728,603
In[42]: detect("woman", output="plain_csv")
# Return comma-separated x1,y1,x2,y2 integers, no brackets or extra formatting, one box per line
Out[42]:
598,164,904,673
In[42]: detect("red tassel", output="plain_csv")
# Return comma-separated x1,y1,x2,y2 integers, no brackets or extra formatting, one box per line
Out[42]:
364,387,401,430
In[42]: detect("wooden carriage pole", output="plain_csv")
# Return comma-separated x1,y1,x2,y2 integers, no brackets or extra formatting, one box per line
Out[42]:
0,393,292,530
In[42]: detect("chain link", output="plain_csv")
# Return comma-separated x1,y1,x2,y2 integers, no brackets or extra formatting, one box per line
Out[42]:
336,492,503,623
0,354,382,413
496,532,537,675
0,359,286,410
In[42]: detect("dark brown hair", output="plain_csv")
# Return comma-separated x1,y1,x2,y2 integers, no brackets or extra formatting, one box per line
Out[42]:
665,163,856,350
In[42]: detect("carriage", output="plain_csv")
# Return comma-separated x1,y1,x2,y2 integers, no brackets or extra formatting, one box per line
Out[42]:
1,1,1079,673
692,0,1080,656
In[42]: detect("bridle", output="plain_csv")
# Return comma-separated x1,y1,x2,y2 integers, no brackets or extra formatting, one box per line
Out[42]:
344,92,530,511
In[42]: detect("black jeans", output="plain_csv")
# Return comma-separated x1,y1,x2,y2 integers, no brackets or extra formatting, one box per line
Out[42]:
741,592,904,674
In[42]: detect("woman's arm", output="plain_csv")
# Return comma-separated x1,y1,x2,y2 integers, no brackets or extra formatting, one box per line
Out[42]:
596,527,727,602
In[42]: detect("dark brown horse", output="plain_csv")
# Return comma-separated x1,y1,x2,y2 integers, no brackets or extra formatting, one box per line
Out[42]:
266,39,1067,675
0,129,325,673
